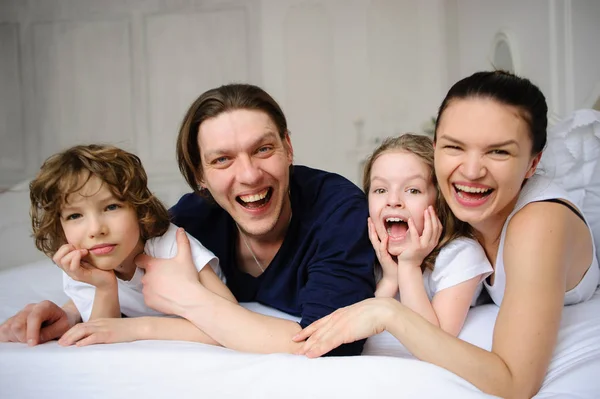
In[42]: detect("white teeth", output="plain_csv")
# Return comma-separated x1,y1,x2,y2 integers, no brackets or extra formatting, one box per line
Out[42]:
454,184,491,193
385,217,405,223
239,189,269,203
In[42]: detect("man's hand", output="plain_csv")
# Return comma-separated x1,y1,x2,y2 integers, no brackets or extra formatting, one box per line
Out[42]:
136,227,203,317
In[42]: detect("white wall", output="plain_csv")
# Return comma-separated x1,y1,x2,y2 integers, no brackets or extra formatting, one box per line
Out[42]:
0,0,599,194
449,0,600,123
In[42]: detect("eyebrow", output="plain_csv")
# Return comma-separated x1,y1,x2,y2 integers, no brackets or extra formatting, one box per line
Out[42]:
62,193,117,210
371,173,429,185
437,135,519,149
203,131,280,160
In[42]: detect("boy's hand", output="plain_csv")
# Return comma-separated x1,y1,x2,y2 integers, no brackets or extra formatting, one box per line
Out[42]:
53,244,117,288
58,318,140,347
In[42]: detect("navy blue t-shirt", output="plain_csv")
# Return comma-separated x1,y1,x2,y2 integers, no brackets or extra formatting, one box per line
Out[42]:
170,165,376,356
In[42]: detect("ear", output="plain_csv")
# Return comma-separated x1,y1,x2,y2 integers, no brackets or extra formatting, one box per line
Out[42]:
284,131,294,164
525,152,543,179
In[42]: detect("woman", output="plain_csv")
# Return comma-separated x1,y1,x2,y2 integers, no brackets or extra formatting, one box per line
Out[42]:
293,71,600,398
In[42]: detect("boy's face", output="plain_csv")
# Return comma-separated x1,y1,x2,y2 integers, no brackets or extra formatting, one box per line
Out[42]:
59,175,143,276
368,151,437,256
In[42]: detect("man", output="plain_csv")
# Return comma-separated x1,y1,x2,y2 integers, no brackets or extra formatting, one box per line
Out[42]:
0,84,375,356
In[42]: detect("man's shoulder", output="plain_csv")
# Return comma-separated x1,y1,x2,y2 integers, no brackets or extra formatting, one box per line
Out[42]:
292,165,365,203
169,193,228,231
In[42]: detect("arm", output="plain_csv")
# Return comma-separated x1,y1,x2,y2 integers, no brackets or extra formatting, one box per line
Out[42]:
296,202,575,398
197,263,237,303
139,195,375,356
59,264,236,347
89,281,120,320
54,244,120,320
137,228,305,353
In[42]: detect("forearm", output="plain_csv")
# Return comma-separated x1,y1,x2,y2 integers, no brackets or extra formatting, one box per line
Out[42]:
397,267,439,327
89,284,120,320
62,300,82,326
180,284,303,353
375,276,398,298
385,300,515,398
135,317,220,345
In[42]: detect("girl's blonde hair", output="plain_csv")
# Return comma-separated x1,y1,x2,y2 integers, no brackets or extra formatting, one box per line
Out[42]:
362,133,472,271
30,144,170,257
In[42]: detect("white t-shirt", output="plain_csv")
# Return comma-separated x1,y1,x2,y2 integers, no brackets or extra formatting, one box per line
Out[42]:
63,223,222,322
422,237,493,305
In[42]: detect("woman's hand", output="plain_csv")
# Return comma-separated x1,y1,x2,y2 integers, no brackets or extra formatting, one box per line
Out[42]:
136,228,203,317
58,318,141,347
397,206,442,266
53,244,116,289
292,297,396,358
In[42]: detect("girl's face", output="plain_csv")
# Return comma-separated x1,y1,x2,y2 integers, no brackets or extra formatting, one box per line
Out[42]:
434,98,540,231
59,175,143,278
368,151,437,256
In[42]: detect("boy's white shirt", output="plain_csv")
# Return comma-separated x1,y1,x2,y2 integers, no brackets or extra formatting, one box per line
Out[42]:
63,223,222,322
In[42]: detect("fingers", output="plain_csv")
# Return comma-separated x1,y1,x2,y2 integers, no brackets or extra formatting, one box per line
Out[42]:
26,301,64,345
292,314,331,342
175,227,192,261
134,253,152,270
52,244,75,265
408,217,421,247
430,206,443,243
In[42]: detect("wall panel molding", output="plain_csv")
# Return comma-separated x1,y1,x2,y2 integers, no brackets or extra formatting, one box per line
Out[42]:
0,22,25,187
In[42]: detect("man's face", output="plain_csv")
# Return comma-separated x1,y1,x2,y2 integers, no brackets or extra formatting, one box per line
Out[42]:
198,109,293,239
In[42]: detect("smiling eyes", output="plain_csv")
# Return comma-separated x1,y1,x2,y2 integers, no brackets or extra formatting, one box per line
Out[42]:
442,145,510,157
210,145,275,166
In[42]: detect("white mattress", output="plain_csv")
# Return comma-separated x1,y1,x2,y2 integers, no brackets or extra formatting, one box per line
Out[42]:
1,260,600,398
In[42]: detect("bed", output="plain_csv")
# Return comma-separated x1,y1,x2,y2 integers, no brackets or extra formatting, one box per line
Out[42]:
1,110,600,398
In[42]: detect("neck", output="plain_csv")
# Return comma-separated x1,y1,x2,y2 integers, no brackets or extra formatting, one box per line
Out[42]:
114,239,144,281
471,195,520,263
237,197,293,275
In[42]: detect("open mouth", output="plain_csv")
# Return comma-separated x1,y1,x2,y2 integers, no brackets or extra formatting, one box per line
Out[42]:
453,184,493,201
236,188,273,209
384,217,408,239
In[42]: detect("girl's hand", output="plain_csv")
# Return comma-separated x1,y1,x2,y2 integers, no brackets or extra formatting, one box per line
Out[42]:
368,217,398,279
293,297,395,358
397,206,442,266
53,244,116,289
58,318,140,347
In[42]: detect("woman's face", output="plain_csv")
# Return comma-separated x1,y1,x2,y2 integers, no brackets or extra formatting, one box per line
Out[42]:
434,98,541,230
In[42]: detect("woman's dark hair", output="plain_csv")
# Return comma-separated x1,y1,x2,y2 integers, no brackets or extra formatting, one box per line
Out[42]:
434,70,548,155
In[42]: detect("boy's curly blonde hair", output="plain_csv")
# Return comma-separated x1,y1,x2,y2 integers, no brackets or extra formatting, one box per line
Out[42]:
30,144,170,257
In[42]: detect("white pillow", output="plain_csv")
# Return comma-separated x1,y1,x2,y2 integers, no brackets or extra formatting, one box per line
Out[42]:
540,109,600,262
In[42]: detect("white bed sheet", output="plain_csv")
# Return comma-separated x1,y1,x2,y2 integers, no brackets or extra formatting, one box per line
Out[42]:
1,260,599,399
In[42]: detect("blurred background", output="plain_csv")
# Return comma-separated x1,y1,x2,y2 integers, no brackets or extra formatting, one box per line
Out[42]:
1,0,599,206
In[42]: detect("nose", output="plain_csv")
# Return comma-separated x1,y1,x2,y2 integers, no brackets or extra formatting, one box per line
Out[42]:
386,190,404,208
237,155,262,185
461,152,486,180
88,214,107,238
